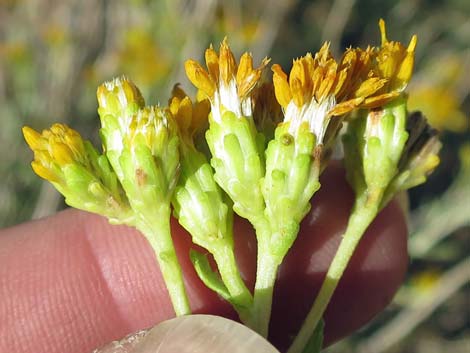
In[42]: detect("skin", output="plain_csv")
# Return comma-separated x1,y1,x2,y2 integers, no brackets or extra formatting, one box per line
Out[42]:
0,164,408,353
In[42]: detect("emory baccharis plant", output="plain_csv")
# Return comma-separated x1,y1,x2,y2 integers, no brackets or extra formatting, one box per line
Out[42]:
23,19,441,353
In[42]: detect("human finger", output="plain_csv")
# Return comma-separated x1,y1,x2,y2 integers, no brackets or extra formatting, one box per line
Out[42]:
0,164,407,353
94,315,279,353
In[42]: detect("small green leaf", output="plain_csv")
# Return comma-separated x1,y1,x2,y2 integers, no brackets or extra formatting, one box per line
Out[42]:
190,250,231,300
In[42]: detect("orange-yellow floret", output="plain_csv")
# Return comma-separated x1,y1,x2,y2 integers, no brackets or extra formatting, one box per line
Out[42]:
23,124,88,183
169,85,210,144
185,38,269,102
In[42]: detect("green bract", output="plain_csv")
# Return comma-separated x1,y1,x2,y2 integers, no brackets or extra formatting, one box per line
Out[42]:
263,123,320,255
206,110,266,223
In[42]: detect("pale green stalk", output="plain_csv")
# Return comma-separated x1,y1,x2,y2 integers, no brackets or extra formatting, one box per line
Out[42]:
251,231,283,337
288,98,436,353
287,190,382,353
173,142,253,322
251,124,321,337
136,206,191,316
212,245,254,325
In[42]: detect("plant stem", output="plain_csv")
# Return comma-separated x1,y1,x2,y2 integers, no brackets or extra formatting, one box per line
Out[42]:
252,228,282,338
213,245,254,326
137,206,191,316
253,251,280,337
287,196,380,353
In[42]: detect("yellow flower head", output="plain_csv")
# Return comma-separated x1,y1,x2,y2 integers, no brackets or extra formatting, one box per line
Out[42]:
124,105,178,157
375,19,417,93
184,38,270,122
97,76,145,117
96,76,148,162
22,124,88,184
272,43,386,143
271,20,418,144
169,85,210,145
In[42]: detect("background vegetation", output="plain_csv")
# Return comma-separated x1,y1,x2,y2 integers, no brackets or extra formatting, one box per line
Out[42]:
1,0,468,352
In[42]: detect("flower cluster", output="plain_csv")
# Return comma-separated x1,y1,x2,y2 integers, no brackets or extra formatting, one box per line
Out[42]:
23,20,440,353
272,19,416,149
23,123,89,184
22,124,133,224
185,38,270,123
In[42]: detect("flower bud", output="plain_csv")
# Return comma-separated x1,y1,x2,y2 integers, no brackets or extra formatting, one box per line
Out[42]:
23,124,133,224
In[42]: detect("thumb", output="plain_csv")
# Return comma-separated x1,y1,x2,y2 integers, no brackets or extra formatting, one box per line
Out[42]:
94,315,280,353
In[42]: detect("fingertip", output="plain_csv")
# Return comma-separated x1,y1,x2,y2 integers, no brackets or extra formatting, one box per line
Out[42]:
75,209,236,328
0,210,232,353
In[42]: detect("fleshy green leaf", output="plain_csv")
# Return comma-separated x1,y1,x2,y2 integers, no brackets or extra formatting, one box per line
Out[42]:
190,250,231,300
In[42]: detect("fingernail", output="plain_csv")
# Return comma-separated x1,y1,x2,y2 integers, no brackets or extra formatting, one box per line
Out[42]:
94,315,280,353
92,329,149,353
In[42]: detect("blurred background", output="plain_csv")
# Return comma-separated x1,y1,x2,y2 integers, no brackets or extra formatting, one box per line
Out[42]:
0,0,468,352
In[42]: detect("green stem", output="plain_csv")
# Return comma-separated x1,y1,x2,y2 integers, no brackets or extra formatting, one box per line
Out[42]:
252,248,281,337
213,245,254,326
137,206,191,316
251,219,283,338
287,195,380,353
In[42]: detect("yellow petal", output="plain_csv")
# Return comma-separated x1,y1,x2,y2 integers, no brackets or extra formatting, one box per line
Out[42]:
169,96,182,116
316,42,332,62
394,35,417,90
311,66,324,96
379,19,388,45
333,67,349,98
219,38,237,85
407,34,418,53
237,52,254,87
22,126,43,150
316,60,337,101
238,70,261,98
272,64,292,108
205,44,220,82
290,77,304,107
177,96,193,131
184,59,216,98
51,141,74,166
238,56,270,98
169,93,209,141
31,161,60,183
196,89,208,102
290,58,307,92
361,91,401,108
121,77,145,108
65,133,86,159
236,52,259,98
333,49,356,98
50,123,67,136
354,77,388,98
329,97,364,116
301,53,315,80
